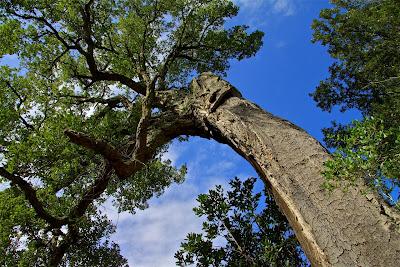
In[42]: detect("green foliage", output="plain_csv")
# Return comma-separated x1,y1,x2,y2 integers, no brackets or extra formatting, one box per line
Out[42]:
0,0,264,265
312,0,400,207
0,188,37,266
61,217,129,267
109,159,187,213
322,115,400,207
311,0,400,113
0,0,263,88
175,177,307,267
0,19,23,56
0,187,128,266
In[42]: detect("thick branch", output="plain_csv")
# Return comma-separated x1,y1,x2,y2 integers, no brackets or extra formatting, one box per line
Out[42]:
0,167,67,228
79,1,147,95
63,129,135,177
49,225,79,267
62,94,134,110
68,164,113,219
89,72,146,95
131,87,156,161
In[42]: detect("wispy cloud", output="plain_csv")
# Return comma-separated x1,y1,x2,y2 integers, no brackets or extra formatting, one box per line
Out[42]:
271,0,296,16
233,0,296,17
104,198,201,267
275,40,288,48
104,138,256,266
233,0,265,10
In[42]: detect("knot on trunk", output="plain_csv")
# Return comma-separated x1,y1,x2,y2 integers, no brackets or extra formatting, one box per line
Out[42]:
191,72,242,113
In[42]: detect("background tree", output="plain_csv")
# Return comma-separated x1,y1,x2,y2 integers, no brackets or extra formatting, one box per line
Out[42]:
175,177,307,267
311,0,400,207
0,0,262,265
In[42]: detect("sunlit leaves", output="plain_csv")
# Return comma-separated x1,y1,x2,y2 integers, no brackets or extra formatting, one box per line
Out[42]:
1,0,263,89
0,188,42,266
0,19,23,56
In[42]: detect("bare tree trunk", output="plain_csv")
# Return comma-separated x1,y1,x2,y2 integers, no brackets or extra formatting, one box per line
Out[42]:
185,73,400,266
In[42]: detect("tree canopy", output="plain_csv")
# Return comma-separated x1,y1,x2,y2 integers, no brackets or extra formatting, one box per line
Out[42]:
311,0,400,207
0,0,265,265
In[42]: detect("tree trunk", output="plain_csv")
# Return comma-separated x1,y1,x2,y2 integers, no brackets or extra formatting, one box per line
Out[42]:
186,73,400,266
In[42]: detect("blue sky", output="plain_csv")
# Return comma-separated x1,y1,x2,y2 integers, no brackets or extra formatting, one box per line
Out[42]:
105,1,361,266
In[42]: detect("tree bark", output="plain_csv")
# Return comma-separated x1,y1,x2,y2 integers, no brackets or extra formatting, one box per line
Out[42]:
183,73,400,266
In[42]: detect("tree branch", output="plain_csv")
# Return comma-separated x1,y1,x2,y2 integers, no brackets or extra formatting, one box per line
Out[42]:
19,115,35,130
0,167,67,228
9,8,146,95
64,103,208,177
68,163,113,219
49,225,79,267
63,129,133,177
9,11,77,50
1,79,35,130
61,94,134,110
220,218,256,265
82,1,148,94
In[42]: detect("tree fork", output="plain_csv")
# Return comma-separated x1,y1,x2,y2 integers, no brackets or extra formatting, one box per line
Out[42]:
176,73,400,266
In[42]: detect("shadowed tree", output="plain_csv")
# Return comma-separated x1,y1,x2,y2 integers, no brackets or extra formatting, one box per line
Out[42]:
311,0,400,207
0,0,399,266
175,177,307,267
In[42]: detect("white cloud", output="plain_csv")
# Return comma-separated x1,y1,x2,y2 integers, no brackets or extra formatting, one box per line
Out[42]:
271,0,295,16
160,144,185,167
275,40,288,48
104,138,256,267
233,0,265,10
108,199,202,267
233,0,296,16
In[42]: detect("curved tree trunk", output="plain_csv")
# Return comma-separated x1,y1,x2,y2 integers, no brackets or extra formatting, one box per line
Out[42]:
64,72,400,266
182,73,400,266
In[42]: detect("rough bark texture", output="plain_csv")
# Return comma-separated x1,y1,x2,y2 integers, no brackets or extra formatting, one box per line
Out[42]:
184,73,400,266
